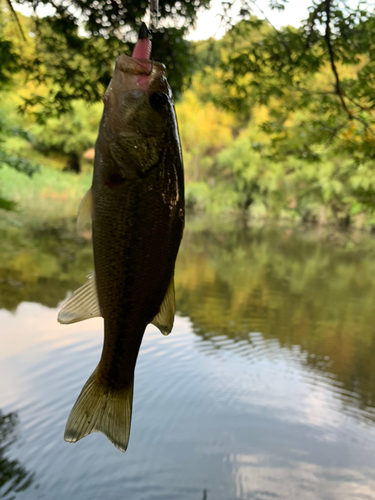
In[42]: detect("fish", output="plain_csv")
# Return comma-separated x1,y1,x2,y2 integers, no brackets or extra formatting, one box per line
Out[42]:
57,23,184,453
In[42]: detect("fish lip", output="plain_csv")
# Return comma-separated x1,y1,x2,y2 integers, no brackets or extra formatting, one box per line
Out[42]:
116,54,166,76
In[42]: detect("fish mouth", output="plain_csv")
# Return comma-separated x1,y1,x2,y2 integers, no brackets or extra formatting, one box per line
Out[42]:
102,53,172,133
115,54,166,78
114,54,167,91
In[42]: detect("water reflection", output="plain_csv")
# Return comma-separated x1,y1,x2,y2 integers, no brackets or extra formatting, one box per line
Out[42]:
0,224,93,311
0,410,34,498
2,221,375,424
176,223,375,423
1,218,375,499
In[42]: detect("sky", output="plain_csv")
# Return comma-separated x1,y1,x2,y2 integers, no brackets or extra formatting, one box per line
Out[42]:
187,0,314,40
15,0,314,40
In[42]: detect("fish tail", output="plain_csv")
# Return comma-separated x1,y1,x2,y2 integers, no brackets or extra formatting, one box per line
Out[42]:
64,369,134,453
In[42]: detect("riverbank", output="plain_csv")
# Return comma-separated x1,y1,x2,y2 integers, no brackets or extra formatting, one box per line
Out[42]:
2,163,375,235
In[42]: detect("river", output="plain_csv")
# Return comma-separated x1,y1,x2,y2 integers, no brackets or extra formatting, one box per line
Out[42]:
1,217,375,499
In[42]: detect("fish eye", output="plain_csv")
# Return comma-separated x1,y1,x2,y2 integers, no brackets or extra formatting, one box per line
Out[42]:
149,92,168,110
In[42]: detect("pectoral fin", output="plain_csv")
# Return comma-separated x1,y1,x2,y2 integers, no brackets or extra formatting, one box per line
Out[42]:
58,272,101,324
151,277,175,336
77,188,93,234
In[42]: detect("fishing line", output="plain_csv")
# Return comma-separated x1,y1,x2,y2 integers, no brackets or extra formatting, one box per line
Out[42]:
149,0,159,31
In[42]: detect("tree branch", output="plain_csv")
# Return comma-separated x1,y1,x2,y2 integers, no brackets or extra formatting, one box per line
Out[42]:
6,0,26,42
324,0,353,119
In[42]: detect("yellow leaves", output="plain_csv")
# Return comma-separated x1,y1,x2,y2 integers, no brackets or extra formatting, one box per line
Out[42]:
177,89,234,142
176,90,235,181
252,105,269,126
339,120,375,153
2,9,35,53
364,126,375,141
342,123,356,140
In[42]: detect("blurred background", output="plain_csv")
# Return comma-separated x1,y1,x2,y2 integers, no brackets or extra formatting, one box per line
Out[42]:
1,0,375,226
1,1,375,499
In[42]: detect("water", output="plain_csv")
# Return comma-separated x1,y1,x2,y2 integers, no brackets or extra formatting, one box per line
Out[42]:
1,218,375,499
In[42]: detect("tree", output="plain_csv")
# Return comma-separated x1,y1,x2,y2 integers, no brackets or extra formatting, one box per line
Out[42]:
0,0,210,117
2,0,375,135
218,1,375,165
31,100,102,172
182,2,375,221
2,0,375,221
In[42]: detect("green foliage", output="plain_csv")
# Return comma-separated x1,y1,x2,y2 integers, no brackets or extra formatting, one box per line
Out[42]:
220,2,375,165
2,3,375,226
21,16,124,117
150,27,194,99
0,163,91,223
184,112,375,225
175,4,375,224
0,105,39,175
176,59,375,225
0,196,16,211
194,37,223,73
0,101,39,210
31,100,102,171
0,150,39,176
0,0,209,115
0,37,19,86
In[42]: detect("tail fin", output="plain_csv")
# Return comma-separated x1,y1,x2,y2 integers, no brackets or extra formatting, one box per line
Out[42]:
64,370,134,453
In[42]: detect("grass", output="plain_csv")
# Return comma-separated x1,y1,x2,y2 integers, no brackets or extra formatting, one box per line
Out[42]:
0,164,92,227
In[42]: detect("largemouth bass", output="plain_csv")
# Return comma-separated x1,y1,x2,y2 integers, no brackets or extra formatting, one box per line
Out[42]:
57,26,184,452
